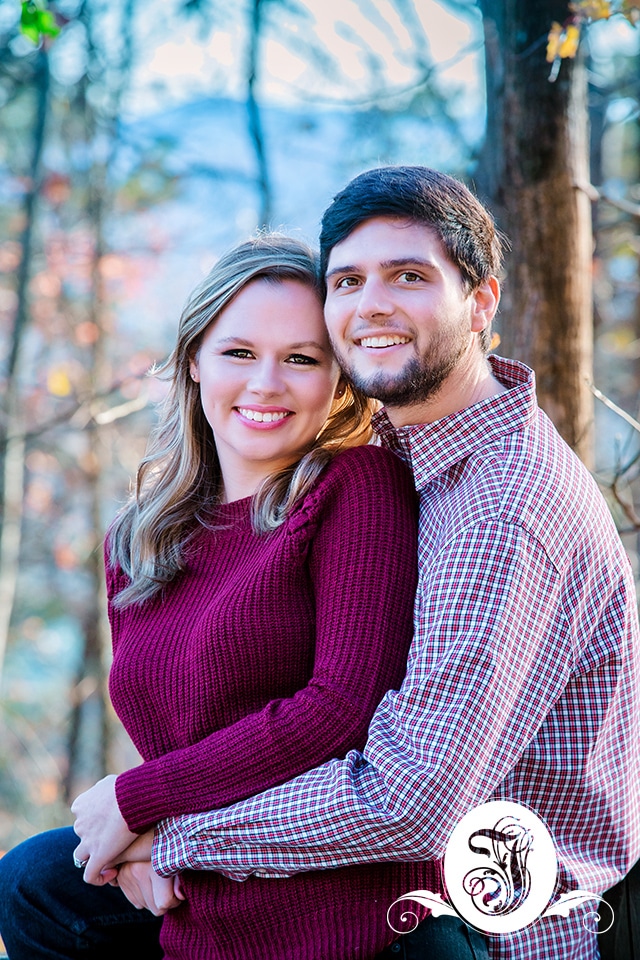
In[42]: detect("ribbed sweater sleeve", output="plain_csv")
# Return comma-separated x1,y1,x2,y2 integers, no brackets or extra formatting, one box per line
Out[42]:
114,446,418,833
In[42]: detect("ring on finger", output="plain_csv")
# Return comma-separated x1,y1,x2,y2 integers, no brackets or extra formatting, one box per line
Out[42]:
73,855,89,869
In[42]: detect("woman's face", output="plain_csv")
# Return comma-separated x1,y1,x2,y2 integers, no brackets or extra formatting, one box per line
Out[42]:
190,278,341,502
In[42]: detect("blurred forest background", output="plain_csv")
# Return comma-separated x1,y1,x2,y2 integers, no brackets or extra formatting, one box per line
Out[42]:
0,0,639,866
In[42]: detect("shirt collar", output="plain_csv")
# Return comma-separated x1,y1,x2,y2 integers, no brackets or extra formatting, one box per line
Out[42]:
371,356,538,489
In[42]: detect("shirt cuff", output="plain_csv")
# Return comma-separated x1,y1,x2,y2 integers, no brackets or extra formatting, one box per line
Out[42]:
152,817,255,881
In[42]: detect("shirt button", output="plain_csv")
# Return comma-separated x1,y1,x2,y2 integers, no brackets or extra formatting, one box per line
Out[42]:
391,944,402,954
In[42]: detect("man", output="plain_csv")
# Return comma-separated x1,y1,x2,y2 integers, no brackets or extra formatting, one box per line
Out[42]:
76,166,640,957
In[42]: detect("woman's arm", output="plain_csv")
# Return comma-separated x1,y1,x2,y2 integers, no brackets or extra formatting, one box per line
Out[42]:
75,446,418,875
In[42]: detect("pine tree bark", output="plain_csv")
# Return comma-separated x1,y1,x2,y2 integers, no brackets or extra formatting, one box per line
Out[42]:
477,0,594,465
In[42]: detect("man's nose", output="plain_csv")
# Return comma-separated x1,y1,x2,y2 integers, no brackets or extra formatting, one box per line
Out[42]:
356,276,394,320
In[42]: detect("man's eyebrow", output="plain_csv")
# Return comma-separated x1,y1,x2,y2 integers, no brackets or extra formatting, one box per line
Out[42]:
325,264,358,280
381,257,437,271
325,257,437,279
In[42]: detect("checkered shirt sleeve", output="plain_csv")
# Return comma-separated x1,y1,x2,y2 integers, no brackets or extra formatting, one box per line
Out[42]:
152,358,640,960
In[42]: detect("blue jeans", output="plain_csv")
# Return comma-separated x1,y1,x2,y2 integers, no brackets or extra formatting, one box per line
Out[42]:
375,916,489,960
0,826,488,959
0,827,162,959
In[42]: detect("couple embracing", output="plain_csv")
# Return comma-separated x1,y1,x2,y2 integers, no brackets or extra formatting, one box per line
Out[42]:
0,166,637,960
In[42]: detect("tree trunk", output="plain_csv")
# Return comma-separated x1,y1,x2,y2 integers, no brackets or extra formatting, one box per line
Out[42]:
477,0,594,466
0,50,50,685
247,0,271,228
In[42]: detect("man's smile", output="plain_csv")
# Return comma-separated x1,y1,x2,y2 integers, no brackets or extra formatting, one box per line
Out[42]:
356,334,412,348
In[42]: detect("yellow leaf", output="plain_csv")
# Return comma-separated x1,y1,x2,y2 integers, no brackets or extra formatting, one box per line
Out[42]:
546,21,563,62
621,0,640,24
559,23,581,58
569,0,612,20
47,368,72,396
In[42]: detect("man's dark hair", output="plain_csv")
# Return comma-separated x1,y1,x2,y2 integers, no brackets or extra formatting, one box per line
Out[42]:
319,164,505,302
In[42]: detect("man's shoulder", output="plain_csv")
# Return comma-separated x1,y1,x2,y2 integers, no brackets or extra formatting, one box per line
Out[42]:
427,408,621,573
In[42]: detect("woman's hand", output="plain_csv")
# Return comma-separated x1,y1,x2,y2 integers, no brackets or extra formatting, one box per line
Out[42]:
111,861,185,916
71,774,138,885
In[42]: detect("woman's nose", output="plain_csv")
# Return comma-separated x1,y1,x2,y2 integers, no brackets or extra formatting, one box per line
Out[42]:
246,360,285,396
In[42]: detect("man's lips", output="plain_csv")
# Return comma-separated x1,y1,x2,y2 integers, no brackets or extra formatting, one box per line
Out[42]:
355,334,412,348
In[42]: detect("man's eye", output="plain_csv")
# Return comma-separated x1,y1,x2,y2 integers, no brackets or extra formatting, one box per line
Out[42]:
336,276,359,288
287,354,318,365
399,271,422,282
222,349,253,359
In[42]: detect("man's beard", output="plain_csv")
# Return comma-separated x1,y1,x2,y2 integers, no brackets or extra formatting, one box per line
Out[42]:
338,327,469,409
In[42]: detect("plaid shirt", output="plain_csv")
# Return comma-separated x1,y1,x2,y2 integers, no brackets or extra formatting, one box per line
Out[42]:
154,357,640,960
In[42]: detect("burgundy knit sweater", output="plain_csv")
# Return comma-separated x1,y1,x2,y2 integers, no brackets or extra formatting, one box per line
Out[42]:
107,445,438,960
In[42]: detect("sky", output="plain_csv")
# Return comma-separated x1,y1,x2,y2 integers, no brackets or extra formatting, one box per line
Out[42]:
132,0,485,117
36,0,640,134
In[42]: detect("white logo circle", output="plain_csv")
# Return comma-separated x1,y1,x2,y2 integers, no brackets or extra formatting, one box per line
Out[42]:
443,800,558,934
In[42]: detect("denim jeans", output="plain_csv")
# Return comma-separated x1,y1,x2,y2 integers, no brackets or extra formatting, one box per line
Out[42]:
375,916,489,960
0,826,489,959
0,827,163,959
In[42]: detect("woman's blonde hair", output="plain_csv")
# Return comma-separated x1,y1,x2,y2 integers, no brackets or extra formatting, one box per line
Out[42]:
108,234,375,607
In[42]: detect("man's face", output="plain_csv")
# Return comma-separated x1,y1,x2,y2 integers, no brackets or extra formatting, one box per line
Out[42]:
323,216,495,414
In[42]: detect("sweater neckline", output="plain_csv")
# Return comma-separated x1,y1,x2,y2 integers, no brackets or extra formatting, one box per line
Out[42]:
211,495,252,521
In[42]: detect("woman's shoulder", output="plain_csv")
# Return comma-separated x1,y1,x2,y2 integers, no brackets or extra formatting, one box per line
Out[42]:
285,445,416,553
297,444,414,522
321,443,413,489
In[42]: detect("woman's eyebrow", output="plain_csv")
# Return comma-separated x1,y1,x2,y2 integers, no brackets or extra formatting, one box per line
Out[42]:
288,341,328,352
213,336,254,346
211,336,328,352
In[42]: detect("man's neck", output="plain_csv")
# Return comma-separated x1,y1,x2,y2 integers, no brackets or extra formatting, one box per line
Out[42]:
385,353,508,429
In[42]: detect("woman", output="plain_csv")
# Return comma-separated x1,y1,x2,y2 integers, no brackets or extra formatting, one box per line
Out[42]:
0,236,438,960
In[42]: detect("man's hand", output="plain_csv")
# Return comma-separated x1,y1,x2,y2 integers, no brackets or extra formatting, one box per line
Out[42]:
71,774,138,885
111,861,185,916
117,829,155,863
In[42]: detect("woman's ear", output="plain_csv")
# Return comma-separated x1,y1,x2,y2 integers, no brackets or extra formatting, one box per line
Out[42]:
334,379,346,399
189,358,200,383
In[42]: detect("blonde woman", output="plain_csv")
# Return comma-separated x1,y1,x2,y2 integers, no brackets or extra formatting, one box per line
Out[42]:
0,236,437,960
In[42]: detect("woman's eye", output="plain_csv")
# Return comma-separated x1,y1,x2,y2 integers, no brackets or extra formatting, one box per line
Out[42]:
287,354,318,365
222,349,254,359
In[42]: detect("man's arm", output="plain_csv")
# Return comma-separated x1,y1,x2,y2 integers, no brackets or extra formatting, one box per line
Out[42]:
153,521,598,879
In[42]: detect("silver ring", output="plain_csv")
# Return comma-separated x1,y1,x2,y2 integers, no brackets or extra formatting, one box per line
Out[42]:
73,855,89,869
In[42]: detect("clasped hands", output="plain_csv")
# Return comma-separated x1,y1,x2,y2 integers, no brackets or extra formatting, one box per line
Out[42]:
71,774,185,916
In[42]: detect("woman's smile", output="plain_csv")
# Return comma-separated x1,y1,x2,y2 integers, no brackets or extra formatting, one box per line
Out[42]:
190,277,341,501
234,405,294,427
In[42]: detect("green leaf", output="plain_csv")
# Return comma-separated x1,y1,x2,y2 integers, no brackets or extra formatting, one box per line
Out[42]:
36,9,60,37
20,21,41,43
20,1,61,44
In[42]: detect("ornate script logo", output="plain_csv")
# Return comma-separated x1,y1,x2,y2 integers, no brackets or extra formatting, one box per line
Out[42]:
387,800,614,937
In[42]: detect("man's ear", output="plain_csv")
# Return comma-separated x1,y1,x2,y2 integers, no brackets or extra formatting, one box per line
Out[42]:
470,276,500,333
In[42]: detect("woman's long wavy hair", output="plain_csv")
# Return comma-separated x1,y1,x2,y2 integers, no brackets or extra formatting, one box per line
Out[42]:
108,234,375,607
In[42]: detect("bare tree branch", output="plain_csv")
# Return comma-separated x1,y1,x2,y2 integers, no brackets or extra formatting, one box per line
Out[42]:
589,382,640,434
